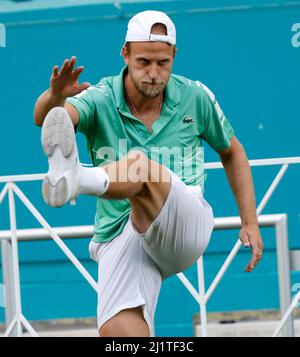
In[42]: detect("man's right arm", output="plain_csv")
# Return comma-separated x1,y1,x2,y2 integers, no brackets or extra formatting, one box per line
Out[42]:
33,56,90,128
33,89,79,127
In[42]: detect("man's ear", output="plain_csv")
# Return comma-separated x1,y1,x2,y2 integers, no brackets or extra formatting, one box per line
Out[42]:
173,46,177,58
121,45,129,65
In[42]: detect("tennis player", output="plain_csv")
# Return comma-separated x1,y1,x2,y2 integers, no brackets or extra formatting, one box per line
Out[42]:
34,10,263,337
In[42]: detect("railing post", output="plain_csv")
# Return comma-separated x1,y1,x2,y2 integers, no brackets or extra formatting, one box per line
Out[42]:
275,215,294,337
197,257,208,337
1,240,17,336
7,185,23,336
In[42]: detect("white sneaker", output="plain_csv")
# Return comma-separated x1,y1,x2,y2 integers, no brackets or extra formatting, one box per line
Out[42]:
41,107,81,207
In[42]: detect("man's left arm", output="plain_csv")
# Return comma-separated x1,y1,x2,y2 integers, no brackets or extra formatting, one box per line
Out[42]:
218,135,264,272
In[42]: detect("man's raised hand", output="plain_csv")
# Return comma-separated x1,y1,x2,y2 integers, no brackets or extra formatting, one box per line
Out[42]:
49,56,90,100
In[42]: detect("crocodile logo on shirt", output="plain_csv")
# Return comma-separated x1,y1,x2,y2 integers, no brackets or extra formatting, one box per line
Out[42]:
182,116,194,124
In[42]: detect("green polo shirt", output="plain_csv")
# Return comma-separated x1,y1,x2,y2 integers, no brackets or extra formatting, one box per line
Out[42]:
66,67,234,243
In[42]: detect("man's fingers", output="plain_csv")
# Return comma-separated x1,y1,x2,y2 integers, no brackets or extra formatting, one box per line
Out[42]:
72,66,84,81
58,58,70,76
52,57,87,95
73,82,91,95
66,56,77,74
56,57,81,80
52,65,59,77
245,246,263,272
240,226,263,272
75,82,91,94
239,230,251,248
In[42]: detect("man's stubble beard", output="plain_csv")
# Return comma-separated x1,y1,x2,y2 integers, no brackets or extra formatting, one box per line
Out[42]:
130,71,169,99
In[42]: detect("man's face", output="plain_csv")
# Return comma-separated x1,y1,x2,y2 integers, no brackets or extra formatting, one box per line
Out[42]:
123,41,176,98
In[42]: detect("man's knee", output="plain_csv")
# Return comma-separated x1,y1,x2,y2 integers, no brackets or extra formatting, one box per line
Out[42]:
98,307,150,337
127,150,170,184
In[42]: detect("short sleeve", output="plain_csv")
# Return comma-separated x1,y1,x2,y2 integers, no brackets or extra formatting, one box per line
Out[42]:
66,87,96,135
199,83,235,152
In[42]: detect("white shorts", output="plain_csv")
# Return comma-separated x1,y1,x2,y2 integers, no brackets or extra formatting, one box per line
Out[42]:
88,171,214,336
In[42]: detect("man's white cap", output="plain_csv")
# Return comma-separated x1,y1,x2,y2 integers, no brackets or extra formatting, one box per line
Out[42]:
125,10,176,45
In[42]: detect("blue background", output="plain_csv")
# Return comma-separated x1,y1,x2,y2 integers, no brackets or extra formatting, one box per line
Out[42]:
0,0,300,336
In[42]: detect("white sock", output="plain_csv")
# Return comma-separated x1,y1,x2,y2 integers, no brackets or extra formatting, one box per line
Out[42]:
78,166,110,196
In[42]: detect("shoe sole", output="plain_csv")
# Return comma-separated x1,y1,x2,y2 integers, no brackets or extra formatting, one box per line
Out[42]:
41,107,75,207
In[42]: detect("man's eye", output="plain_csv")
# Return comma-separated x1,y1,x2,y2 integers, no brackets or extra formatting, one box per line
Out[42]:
158,60,169,65
139,59,149,65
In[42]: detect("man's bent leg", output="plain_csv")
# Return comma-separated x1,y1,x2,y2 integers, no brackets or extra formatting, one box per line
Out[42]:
99,307,150,337
41,108,171,227
101,150,171,234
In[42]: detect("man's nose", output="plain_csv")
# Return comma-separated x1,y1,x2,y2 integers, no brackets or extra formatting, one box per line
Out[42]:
148,64,158,80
